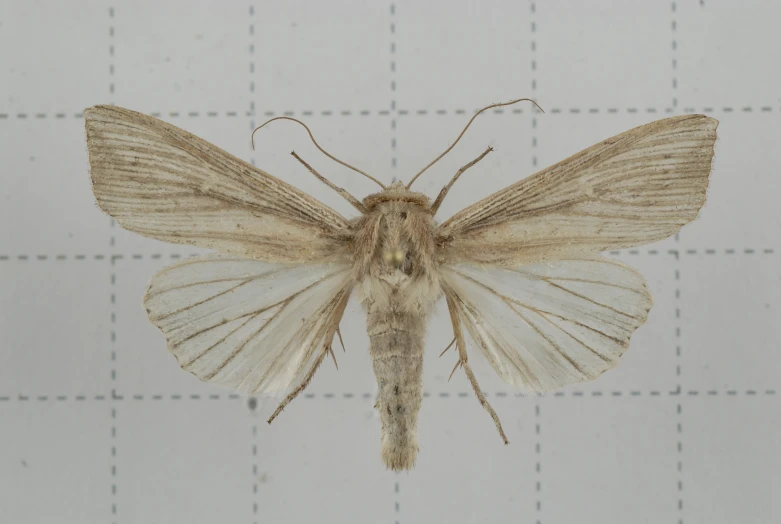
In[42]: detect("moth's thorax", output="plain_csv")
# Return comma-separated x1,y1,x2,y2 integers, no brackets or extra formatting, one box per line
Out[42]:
361,180,432,211
352,182,441,313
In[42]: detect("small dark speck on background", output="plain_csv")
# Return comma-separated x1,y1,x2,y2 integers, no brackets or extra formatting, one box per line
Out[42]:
248,397,257,411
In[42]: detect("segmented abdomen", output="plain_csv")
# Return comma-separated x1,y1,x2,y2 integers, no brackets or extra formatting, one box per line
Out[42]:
366,307,426,471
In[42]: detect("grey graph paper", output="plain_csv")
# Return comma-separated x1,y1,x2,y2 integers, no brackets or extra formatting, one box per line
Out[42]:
1,1,779,523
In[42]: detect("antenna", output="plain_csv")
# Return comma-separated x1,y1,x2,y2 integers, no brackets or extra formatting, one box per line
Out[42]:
252,116,386,189
406,98,544,188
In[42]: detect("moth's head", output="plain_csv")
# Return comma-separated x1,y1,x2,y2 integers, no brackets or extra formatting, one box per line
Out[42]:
362,180,431,211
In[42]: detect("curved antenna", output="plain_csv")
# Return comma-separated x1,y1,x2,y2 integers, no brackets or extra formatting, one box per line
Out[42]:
406,98,545,189
252,116,386,189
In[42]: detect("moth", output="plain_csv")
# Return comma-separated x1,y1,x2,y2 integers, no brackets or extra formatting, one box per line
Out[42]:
85,99,718,471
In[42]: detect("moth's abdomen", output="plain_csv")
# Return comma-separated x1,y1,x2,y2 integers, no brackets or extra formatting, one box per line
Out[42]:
367,308,426,471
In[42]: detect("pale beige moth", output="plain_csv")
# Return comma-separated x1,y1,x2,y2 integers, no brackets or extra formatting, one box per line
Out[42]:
84,99,718,471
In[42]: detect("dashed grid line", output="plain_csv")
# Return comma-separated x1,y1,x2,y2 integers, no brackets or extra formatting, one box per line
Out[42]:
110,258,118,523
1,105,779,120
390,3,398,173
390,6,401,523
109,9,115,97
0,248,776,262
675,265,684,523
677,403,684,523
535,404,542,519
0,389,775,403
248,7,258,522
394,481,400,524
531,3,541,522
673,3,683,520
108,6,118,522
675,267,681,381
252,424,259,524
249,5,255,116
672,1,678,109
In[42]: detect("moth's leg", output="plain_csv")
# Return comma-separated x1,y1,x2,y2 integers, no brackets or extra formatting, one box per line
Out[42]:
267,289,351,424
444,292,509,445
328,344,339,370
430,146,494,215
460,358,509,445
336,326,347,352
439,337,456,357
447,359,461,381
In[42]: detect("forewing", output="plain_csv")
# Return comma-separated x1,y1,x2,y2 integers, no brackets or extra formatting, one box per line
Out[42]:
143,254,353,395
441,257,651,392
440,115,718,265
85,105,351,263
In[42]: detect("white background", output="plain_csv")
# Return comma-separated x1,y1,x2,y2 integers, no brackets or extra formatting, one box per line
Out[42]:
1,1,780,523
